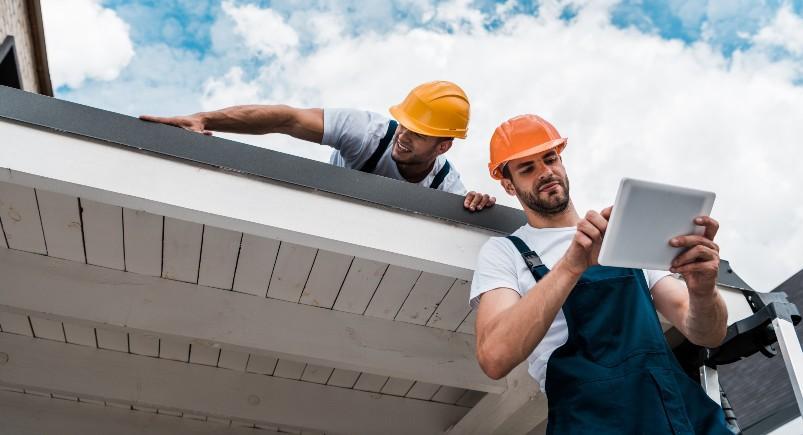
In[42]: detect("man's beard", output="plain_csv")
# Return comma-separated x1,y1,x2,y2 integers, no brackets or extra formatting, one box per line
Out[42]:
519,176,571,216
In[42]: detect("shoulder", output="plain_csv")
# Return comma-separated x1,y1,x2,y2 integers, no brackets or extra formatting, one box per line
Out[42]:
324,108,388,129
477,236,520,265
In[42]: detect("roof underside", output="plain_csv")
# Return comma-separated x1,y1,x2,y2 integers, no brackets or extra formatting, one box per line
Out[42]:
0,86,761,435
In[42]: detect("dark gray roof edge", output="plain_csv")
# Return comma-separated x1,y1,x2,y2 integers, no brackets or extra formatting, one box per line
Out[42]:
0,86,526,234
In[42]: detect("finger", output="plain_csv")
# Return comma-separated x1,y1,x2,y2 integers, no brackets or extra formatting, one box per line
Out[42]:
600,206,613,219
574,231,593,250
487,196,496,206
695,216,719,240
585,211,608,234
669,235,719,251
139,115,166,123
671,246,718,268
671,261,719,275
470,194,484,210
577,219,602,242
464,192,477,210
475,194,491,210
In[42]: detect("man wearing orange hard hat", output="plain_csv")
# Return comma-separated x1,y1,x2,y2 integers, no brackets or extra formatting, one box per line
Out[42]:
470,115,730,433
140,81,495,211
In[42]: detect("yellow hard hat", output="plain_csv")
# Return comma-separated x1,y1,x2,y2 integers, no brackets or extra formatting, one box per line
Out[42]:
389,81,470,139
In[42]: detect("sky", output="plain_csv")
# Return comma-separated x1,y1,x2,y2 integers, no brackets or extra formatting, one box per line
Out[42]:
39,0,803,292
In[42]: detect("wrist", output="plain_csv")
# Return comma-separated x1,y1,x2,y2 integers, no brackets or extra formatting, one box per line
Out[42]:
553,257,585,281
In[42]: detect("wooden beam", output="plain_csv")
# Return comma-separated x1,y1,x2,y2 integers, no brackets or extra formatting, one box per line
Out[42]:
0,334,469,435
0,390,279,435
447,363,548,435
0,248,504,393
0,119,497,280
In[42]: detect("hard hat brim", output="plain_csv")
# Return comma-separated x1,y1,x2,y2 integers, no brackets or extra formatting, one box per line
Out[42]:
490,138,567,180
389,104,468,139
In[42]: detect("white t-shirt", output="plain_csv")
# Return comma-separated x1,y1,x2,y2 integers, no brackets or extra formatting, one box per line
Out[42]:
323,108,467,195
469,224,671,391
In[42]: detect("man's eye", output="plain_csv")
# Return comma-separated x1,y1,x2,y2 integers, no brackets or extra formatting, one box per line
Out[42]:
545,157,557,164
520,167,533,174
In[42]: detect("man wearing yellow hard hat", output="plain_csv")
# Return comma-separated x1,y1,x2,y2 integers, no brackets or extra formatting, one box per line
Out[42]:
140,81,495,211
470,115,730,433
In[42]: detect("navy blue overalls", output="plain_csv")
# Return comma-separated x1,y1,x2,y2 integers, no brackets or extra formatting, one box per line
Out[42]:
506,236,732,435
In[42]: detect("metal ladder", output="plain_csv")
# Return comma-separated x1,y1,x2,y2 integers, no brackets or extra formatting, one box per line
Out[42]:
675,282,803,433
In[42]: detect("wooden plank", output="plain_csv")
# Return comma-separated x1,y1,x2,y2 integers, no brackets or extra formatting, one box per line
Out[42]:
300,364,334,384
447,363,547,435
432,386,466,404
63,323,96,347
381,378,415,397
1,390,280,435
299,250,352,308
231,234,279,297
123,209,163,276
129,333,159,357
333,258,388,314
246,354,278,376
353,373,388,393
96,329,128,352
0,249,504,393
189,343,221,366
162,218,203,283
160,339,189,362
36,190,85,262
267,242,317,302
29,317,64,341
457,309,477,335
0,311,32,336
218,349,249,371
456,390,485,408
0,215,6,248
428,280,472,331
197,226,241,290
396,273,456,325
81,199,124,270
326,369,360,388
0,182,46,253
406,382,440,401
273,360,306,380
364,266,421,319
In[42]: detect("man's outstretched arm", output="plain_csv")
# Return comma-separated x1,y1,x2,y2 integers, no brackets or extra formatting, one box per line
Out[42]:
140,105,324,143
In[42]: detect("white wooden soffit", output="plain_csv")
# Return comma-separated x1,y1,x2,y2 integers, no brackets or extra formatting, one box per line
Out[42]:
0,391,284,435
0,248,504,393
447,363,547,435
0,333,468,435
0,119,497,281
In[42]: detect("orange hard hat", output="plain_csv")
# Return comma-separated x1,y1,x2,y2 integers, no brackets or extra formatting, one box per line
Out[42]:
488,114,567,180
389,81,470,139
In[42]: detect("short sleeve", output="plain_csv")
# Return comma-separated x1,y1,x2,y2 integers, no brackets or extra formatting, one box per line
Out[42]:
644,269,672,290
470,238,522,309
322,108,390,166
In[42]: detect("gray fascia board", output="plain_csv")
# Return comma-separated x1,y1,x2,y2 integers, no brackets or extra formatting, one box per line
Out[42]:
0,85,525,233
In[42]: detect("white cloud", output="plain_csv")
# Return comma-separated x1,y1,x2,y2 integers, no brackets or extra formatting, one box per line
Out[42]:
753,3,803,56
199,3,803,291
41,0,134,89
221,0,299,57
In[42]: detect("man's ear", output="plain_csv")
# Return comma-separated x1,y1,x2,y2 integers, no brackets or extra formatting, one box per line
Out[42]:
436,139,453,155
501,178,517,196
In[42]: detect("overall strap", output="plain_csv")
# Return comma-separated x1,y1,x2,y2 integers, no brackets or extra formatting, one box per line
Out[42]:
505,235,546,274
429,160,451,190
359,120,398,173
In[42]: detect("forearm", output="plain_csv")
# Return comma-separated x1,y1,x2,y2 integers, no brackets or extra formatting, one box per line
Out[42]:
198,105,297,135
478,260,582,379
684,288,728,347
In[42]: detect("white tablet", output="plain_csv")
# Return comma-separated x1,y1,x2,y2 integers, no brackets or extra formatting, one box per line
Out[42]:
598,178,715,271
